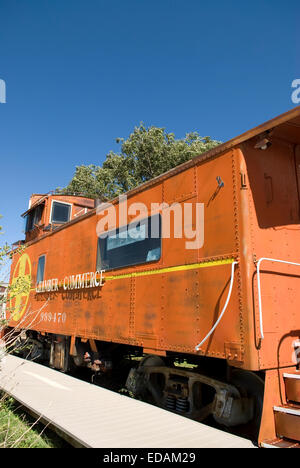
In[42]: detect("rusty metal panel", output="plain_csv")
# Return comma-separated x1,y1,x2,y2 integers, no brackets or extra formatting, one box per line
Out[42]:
238,138,300,370
8,149,244,362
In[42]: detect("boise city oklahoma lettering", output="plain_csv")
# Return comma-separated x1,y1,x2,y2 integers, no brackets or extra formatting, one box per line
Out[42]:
36,270,105,293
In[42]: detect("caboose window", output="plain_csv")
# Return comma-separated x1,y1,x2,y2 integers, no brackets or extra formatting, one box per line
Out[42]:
36,255,46,283
97,214,161,271
51,201,71,224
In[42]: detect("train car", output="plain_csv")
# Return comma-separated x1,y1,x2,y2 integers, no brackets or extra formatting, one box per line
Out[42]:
6,106,300,446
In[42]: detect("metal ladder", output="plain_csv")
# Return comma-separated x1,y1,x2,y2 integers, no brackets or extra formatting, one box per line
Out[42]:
262,368,300,448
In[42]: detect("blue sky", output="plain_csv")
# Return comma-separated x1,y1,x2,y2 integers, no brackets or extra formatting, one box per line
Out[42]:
0,0,299,246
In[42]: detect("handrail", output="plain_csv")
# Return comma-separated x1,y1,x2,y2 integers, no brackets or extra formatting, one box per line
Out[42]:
195,261,238,351
257,257,300,341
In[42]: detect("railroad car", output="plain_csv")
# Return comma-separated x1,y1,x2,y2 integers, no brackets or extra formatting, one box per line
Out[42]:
6,107,300,447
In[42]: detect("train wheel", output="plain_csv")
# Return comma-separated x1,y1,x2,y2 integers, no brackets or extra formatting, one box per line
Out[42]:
138,355,165,405
229,369,264,441
139,355,165,368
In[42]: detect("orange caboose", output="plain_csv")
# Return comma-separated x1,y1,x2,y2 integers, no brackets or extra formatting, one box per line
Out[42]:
7,107,300,446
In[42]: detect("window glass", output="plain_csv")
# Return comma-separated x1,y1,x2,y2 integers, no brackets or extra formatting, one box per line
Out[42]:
51,202,71,224
33,205,43,226
36,256,45,283
25,205,44,232
97,214,161,271
25,213,34,232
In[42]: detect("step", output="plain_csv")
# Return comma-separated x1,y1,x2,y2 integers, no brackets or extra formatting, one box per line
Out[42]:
261,438,300,449
284,372,300,403
274,405,300,442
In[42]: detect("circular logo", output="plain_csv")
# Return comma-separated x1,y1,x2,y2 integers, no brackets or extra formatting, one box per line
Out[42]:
9,253,32,322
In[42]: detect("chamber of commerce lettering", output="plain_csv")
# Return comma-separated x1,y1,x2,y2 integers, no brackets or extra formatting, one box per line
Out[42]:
36,270,105,293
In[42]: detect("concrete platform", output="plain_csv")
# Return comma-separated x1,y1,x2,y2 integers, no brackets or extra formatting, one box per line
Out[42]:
0,354,255,448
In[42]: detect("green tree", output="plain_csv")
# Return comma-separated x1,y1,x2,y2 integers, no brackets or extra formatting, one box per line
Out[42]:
57,124,221,200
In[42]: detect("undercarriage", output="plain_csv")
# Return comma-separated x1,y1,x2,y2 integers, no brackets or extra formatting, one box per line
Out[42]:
9,329,265,441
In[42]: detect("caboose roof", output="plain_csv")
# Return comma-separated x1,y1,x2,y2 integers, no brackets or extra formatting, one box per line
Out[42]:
21,193,95,217
22,194,48,217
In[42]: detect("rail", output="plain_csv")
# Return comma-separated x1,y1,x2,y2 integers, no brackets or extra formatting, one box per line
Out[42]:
195,261,238,351
256,257,300,341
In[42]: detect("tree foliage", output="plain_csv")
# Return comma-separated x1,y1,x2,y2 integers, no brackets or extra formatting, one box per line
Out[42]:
57,124,221,200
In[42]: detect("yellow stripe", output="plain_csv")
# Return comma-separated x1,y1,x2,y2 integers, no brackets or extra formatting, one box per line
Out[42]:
29,257,236,291
105,258,236,281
